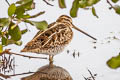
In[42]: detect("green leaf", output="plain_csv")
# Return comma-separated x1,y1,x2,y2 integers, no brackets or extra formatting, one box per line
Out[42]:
16,0,23,4
15,6,25,18
32,21,48,30
70,0,79,18
111,0,119,3
87,0,100,6
16,0,33,11
5,32,9,38
107,53,120,69
0,18,10,27
21,29,28,34
87,0,94,6
92,7,99,18
93,0,100,4
17,14,30,19
114,5,120,14
8,23,21,41
15,41,22,46
21,1,33,10
2,36,8,45
15,0,33,18
22,14,31,18
24,20,33,25
16,0,33,5
0,44,3,53
79,0,87,8
0,31,2,35
24,1,34,10
58,0,66,8
8,3,16,17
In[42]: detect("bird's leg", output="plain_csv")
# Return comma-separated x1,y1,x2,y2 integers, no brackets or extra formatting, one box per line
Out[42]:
49,55,54,68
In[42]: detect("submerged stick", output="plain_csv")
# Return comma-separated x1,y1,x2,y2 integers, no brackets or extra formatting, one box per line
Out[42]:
0,49,47,59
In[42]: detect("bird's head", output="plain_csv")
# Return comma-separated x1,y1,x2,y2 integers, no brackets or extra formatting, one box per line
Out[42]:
56,15,73,27
56,15,97,40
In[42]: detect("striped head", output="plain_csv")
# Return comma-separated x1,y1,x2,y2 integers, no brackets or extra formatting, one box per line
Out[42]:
56,15,73,27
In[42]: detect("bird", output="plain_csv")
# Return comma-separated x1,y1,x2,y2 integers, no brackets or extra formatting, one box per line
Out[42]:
21,15,97,67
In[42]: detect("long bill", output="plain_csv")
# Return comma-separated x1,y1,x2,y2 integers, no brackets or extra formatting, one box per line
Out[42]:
72,24,97,40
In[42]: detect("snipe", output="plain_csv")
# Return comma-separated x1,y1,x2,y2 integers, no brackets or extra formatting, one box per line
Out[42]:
21,15,97,67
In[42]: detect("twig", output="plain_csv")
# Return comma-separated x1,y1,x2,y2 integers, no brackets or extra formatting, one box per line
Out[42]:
25,11,45,19
0,73,10,79
43,0,54,6
0,71,47,79
0,78,3,80
87,69,95,80
13,57,15,75
5,0,10,6
106,0,114,9
0,49,47,59
8,71,47,77
8,72,35,77
13,11,45,21
24,23,30,32
12,20,21,29
82,75,87,80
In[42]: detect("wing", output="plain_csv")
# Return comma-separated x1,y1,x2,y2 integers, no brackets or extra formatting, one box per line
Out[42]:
32,22,56,39
21,22,73,54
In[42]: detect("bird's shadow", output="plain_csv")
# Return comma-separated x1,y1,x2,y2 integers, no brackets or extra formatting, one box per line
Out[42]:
21,64,73,80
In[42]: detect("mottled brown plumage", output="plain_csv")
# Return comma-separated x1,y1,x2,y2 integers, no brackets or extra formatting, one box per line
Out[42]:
21,22,73,55
21,15,96,66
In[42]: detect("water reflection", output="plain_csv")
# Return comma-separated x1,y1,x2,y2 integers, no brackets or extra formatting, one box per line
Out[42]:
0,54,15,74
21,64,73,80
